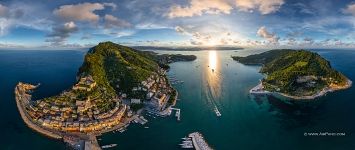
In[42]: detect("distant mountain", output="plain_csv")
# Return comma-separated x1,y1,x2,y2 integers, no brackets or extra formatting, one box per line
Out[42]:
132,46,244,51
233,49,351,98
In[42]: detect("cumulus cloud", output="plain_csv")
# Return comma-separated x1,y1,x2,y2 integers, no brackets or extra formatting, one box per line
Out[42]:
235,0,284,14
257,26,279,43
167,0,233,18
103,2,117,10
53,3,105,22
46,21,78,45
104,14,130,28
0,4,26,36
342,3,355,16
0,4,9,17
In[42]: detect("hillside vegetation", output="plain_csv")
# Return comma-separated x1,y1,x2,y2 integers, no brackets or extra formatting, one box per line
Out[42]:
233,50,349,96
79,42,159,95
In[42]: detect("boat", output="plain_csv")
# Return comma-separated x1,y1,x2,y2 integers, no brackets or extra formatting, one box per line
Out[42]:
101,144,117,149
181,137,190,140
144,126,149,129
214,106,222,117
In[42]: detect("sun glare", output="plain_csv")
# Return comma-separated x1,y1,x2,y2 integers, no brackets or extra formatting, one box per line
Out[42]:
209,50,217,71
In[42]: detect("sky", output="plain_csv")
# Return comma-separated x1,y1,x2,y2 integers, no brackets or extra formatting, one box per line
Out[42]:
0,0,355,49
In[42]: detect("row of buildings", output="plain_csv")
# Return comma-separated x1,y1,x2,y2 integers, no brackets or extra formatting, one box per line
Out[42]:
25,76,128,133
129,69,173,111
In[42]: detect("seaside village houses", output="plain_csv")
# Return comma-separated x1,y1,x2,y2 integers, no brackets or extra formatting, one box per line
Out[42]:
25,75,127,133
24,68,172,133
139,70,171,112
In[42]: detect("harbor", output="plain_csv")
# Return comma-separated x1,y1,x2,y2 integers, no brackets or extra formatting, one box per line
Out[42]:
179,132,213,150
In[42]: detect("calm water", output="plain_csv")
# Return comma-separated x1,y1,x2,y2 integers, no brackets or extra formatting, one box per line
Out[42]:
1,49,355,150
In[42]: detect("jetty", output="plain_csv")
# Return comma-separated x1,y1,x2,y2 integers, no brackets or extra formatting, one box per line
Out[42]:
170,108,181,121
188,132,213,150
249,82,270,94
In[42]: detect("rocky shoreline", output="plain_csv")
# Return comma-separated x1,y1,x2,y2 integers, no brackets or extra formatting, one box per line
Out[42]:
250,79,352,100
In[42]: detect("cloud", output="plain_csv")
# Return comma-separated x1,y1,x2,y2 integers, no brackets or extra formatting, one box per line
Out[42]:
175,26,187,34
0,4,9,17
257,26,279,43
287,37,297,45
190,39,203,45
53,3,105,22
303,37,314,45
235,0,284,14
104,14,131,28
342,3,355,16
46,21,78,45
103,2,117,10
104,14,130,28
167,0,233,18
0,4,26,36
135,23,170,29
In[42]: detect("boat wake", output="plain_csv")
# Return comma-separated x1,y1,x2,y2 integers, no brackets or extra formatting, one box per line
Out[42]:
203,69,223,117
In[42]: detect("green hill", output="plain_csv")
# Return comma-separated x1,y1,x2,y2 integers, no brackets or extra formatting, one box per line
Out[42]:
233,50,349,97
36,41,196,111
78,42,159,95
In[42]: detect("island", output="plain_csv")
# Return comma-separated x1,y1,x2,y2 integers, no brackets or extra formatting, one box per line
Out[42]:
232,49,352,99
14,41,196,149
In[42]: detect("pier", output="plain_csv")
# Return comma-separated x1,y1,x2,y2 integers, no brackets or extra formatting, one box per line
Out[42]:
188,132,213,150
249,82,270,94
170,108,181,121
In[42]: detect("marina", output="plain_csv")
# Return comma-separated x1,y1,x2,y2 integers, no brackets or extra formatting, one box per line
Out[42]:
179,137,194,149
189,132,213,150
133,116,148,125
179,132,213,150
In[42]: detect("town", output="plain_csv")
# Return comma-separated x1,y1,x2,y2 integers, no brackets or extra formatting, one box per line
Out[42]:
15,66,177,149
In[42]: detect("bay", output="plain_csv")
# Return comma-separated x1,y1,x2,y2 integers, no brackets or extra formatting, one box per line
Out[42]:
1,49,354,150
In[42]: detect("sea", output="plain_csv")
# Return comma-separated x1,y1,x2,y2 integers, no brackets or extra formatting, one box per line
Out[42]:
0,49,354,150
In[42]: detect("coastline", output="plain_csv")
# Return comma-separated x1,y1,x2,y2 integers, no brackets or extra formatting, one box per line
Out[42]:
15,82,104,150
250,79,352,100
14,83,63,139
14,79,178,149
